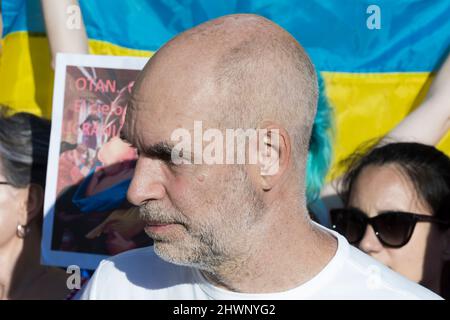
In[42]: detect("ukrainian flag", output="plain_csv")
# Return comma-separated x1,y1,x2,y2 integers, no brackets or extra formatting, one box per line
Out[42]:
1,0,450,182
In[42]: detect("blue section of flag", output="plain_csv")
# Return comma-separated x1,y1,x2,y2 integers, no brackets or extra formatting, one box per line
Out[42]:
2,0,450,72
2,0,46,35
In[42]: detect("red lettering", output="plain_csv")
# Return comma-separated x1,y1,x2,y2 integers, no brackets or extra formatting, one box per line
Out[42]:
114,106,123,116
105,80,116,93
75,77,87,91
95,80,105,93
73,99,84,112
101,104,110,114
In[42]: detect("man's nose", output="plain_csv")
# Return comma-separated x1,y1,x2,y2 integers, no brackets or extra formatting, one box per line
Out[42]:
358,225,383,254
127,157,166,206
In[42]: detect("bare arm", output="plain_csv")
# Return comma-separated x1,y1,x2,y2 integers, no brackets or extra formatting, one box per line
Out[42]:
41,0,88,69
385,52,450,145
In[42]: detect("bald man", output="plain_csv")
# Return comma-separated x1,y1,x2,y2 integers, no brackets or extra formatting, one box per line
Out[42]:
80,14,440,300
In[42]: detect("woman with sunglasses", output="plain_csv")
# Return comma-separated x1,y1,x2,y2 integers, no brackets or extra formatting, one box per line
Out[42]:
319,50,450,221
331,142,450,298
319,49,450,298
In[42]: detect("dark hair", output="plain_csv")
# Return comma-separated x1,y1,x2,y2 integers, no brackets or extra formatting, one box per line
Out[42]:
339,142,450,224
0,107,51,189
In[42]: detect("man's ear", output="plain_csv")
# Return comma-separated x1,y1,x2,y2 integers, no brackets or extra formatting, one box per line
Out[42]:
257,124,291,191
25,183,45,223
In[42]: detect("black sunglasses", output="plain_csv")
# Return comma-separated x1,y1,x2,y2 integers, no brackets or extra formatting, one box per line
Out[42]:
330,208,449,248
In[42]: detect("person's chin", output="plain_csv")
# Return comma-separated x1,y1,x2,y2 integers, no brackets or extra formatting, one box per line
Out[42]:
153,241,185,263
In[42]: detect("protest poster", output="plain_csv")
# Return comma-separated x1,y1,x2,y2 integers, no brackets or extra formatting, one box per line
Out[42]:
42,53,151,269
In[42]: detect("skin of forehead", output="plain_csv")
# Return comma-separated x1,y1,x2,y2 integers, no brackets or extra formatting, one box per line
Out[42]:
125,14,304,149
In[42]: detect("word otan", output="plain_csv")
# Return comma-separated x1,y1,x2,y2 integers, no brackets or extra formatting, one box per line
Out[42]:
75,77,117,93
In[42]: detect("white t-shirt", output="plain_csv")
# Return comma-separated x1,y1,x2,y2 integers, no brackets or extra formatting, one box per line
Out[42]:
79,226,442,300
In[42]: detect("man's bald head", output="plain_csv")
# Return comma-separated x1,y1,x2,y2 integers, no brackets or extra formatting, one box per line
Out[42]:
129,14,318,173
211,15,318,166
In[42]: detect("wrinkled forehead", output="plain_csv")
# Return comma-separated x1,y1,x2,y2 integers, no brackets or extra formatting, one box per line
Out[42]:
122,30,231,144
123,66,220,147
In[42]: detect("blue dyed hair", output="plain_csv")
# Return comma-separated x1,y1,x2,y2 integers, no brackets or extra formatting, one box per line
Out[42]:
305,73,334,204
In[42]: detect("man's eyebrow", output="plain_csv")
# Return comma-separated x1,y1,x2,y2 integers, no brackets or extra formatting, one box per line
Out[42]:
141,142,175,163
119,129,192,164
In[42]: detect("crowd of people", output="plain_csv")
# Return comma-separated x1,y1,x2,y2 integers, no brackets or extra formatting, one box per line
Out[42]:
0,1,449,300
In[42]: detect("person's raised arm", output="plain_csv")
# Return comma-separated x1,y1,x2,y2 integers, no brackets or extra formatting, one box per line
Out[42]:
41,0,88,69
384,51,450,145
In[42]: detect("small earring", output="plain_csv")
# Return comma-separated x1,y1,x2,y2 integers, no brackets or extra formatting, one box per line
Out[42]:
16,224,29,239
